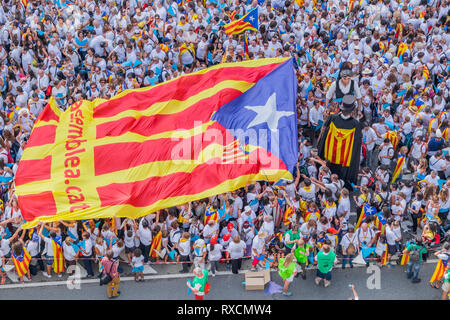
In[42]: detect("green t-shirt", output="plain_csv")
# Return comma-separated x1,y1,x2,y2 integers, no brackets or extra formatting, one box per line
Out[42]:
278,258,297,279
444,269,450,283
406,244,427,263
192,269,209,293
317,251,336,274
294,244,312,264
284,229,300,249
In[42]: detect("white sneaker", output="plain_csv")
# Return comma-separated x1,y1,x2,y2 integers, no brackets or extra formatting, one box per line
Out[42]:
212,273,216,277
43,272,51,278
58,274,62,278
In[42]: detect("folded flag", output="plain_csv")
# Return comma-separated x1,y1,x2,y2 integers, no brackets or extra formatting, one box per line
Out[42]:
168,250,176,260
264,281,283,294
362,244,375,259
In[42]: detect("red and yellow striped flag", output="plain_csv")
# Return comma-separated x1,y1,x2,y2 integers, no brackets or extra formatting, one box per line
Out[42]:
304,209,320,222
381,244,388,265
385,131,399,149
423,65,430,80
179,43,195,56
397,42,408,57
150,231,162,257
442,127,448,142
400,253,410,265
16,58,297,228
429,259,445,283
282,206,294,225
52,237,65,273
349,0,355,11
391,154,405,183
324,122,356,167
12,248,31,277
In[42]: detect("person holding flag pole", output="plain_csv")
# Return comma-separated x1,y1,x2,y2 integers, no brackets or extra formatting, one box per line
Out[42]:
391,146,408,183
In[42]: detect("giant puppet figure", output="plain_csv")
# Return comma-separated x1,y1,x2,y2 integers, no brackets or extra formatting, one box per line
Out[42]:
317,94,363,186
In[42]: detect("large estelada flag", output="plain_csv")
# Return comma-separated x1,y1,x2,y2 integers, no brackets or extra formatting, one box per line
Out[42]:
16,57,298,228
224,8,258,35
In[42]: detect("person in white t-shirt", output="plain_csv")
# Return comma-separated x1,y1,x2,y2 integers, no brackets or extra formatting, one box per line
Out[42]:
137,219,152,263
131,248,145,282
228,235,246,274
207,236,223,277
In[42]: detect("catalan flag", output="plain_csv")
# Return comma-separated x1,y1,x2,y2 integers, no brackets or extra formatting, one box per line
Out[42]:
380,244,388,265
52,236,65,273
374,212,387,234
429,259,446,283
356,204,377,229
349,0,355,11
20,0,28,8
395,23,404,38
428,116,438,134
423,65,429,80
443,127,448,142
204,205,219,225
282,206,294,225
400,253,410,265
16,58,297,228
244,36,250,60
397,42,408,57
150,231,162,258
12,248,31,278
304,209,320,222
385,130,399,149
391,154,406,183
323,122,356,167
224,8,258,35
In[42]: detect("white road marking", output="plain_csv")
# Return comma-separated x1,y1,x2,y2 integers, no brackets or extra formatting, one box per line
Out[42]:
0,259,439,290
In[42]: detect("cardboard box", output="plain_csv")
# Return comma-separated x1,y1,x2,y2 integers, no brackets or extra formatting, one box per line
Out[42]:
245,269,271,290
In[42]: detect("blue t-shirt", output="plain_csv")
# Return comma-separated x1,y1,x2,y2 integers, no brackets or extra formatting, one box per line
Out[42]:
427,137,444,152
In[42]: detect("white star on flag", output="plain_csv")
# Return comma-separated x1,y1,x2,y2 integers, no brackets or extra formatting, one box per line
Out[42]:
244,93,294,132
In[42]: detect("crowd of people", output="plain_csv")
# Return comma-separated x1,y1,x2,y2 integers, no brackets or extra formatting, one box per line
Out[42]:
0,0,449,299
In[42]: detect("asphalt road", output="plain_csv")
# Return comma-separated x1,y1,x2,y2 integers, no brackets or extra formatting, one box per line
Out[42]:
0,263,443,300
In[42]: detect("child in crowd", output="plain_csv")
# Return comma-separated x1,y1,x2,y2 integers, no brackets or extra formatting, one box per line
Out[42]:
132,248,145,282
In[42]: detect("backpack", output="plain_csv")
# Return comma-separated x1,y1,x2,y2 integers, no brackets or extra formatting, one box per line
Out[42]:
9,140,20,162
1,150,13,164
332,180,343,201
409,245,422,263
365,172,376,191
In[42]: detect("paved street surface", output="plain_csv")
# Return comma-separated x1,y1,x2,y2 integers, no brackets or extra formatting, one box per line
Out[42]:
0,263,443,300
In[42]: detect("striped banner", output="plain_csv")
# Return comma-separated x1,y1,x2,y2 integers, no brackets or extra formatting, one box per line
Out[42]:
429,259,445,283
324,122,355,167
16,58,296,228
